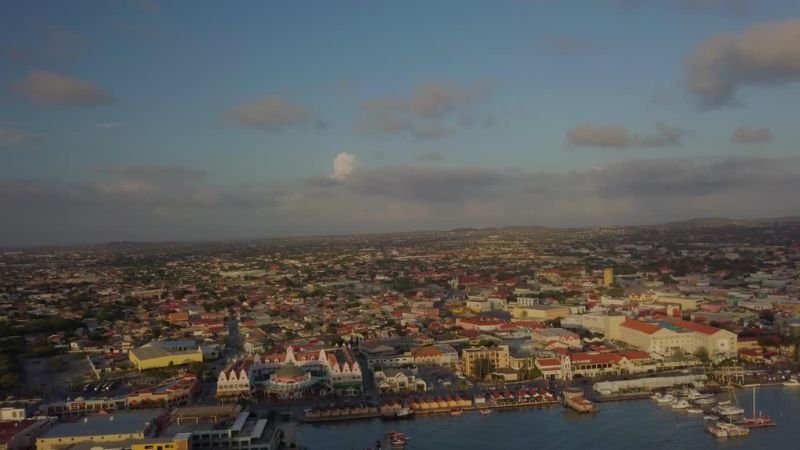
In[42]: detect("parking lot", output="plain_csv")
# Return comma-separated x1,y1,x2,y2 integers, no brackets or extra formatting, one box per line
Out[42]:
21,354,94,399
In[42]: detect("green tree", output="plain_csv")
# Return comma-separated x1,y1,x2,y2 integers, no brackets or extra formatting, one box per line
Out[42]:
473,358,494,380
694,346,710,363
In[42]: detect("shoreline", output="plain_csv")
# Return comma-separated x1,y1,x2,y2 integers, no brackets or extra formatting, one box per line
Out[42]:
301,400,561,423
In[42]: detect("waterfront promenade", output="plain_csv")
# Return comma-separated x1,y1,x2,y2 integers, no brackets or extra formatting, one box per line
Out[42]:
297,386,799,449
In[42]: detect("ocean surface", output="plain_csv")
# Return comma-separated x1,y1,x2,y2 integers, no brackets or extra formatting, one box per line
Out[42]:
297,386,800,449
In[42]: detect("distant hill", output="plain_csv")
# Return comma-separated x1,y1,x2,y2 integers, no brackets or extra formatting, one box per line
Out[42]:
654,217,739,228
653,216,800,229
6,216,800,251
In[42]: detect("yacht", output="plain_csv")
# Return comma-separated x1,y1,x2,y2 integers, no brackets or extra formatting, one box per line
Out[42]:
705,418,749,438
685,389,703,400
687,407,704,414
671,399,690,409
713,404,745,416
783,377,800,387
656,394,674,404
694,396,717,406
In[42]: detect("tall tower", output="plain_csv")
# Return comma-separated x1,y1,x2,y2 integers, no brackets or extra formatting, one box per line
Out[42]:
603,267,614,287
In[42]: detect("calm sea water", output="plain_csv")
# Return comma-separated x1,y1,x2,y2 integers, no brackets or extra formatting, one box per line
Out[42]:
297,386,800,449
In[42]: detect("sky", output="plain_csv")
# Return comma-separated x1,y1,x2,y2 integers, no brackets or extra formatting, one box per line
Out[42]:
1,0,800,245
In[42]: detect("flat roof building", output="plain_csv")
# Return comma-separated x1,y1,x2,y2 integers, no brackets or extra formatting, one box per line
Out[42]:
36,410,164,450
129,340,204,371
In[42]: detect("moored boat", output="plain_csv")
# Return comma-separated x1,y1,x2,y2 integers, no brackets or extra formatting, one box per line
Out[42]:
450,408,464,416
479,408,493,415
694,396,716,406
383,431,410,449
382,407,414,420
705,418,749,438
686,407,704,414
783,377,800,387
741,385,776,428
671,399,690,409
656,394,674,404
741,415,776,428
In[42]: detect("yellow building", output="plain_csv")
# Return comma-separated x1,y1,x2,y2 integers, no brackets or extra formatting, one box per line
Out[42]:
603,267,614,287
129,340,203,371
131,434,190,450
36,411,163,450
462,345,510,378
511,304,571,321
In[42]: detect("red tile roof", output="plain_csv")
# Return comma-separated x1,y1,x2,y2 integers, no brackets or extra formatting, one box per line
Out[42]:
667,318,721,335
569,352,622,364
620,319,661,335
619,351,652,360
536,358,562,368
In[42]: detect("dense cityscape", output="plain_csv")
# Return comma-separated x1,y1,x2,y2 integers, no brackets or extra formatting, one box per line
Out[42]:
0,218,799,448
4,1,800,449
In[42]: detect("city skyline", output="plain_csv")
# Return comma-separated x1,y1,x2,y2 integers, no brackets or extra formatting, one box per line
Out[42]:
2,1,800,245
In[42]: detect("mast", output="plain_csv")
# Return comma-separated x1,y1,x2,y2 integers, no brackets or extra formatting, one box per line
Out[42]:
752,385,756,417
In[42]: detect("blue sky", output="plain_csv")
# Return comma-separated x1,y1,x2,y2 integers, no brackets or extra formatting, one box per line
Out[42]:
1,1,800,245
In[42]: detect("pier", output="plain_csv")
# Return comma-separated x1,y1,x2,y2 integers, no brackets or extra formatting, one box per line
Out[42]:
563,388,599,413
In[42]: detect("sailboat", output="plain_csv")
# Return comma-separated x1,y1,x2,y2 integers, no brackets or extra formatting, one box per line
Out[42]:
740,386,776,428
712,387,744,416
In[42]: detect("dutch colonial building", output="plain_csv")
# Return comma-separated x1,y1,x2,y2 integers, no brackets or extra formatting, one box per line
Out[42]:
216,345,363,400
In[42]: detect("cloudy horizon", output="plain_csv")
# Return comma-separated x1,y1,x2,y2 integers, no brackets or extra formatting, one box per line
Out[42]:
2,1,800,246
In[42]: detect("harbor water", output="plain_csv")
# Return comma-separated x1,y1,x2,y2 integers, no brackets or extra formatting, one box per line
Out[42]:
297,386,800,449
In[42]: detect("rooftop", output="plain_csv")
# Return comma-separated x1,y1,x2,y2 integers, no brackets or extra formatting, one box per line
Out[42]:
39,410,163,439
620,319,662,335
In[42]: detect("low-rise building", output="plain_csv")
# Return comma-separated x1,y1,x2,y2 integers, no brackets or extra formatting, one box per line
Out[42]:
511,305,571,321
531,328,581,348
617,318,736,358
129,340,204,371
374,368,427,393
36,410,165,450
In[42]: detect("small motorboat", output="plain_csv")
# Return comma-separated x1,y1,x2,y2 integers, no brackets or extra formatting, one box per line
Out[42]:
687,407,704,414
384,431,410,449
450,408,464,416
479,409,493,415
694,395,717,406
671,399,690,409
656,394,674,404
783,378,800,387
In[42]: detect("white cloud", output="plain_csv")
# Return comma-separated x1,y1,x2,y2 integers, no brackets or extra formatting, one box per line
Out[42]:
330,152,356,181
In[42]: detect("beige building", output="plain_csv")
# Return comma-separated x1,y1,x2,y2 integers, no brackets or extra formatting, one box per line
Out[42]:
462,345,510,379
654,293,701,311
511,305,571,321
562,313,626,339
129,340,204,371
617,318,736,358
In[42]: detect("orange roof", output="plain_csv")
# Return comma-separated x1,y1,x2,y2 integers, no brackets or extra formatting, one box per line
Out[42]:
620,319,661,335
667,318,721,335
411,346,442,357
619,351,652,360
569,352,622,364
536,358,561,367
